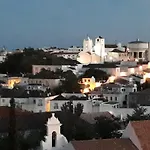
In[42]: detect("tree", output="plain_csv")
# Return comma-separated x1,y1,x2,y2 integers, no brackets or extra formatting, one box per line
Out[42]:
126,105,150,121
60,70,81,93
61,100,84,117
142,79,150,90
74,103,84,117
0,48,79,74
29,68,64,79
61,100,84,141
61,100,74,114
8,98,16,150
79,69,109,81
95,116,121,139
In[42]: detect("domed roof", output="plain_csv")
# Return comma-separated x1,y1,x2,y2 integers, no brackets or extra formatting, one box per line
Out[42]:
91,53,101,63
77,51,91,64
129,39,147,44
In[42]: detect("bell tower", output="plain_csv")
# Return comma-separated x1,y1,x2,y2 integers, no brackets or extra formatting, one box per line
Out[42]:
94,36,105,63
41,113,68,150
83,36,93,52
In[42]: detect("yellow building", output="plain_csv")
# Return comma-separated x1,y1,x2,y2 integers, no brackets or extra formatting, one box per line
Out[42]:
79,76,101,93
7,77,21,88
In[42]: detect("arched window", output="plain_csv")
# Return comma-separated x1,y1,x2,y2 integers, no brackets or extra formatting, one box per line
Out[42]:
52,131,57,147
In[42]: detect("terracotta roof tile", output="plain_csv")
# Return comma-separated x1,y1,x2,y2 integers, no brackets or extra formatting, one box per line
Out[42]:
71,138,138,150
131,120,150,150
0,106,31,118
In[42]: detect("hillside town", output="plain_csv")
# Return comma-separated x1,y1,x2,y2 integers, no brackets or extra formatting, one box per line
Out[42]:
0,36,150,149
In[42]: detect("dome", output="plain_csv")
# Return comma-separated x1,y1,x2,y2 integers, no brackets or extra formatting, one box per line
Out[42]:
91,53,101,63
77,51,91,64
129,39,147,44
128,39,148,50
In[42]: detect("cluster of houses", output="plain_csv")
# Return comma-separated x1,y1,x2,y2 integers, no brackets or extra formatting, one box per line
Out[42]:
0,59,149,120
1,37,150,149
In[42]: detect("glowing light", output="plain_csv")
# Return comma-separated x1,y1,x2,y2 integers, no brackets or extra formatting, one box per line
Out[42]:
7,78,21,88
95,82,101,87
108,76,115,83
46,101,50,112
135,59,138,62
109,57,113,60
82,88,90,93
143,73,150,82
148,62,150,68
120,72,127,77
139,66,143,71
109,111,114,115
84,82,88,85
130,68,135,74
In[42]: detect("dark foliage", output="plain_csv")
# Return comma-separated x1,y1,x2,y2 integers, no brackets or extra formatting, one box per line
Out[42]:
74,103,84,117
142,79,150,90
55,70,81,94
94,116,121,139
126,105,150,122
8,98,16,150
61,100,84,141
79,69,109,81
28,68,63,79
0,48,79,74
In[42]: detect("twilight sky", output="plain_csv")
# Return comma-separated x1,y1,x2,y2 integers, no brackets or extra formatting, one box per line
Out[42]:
0,0,150,49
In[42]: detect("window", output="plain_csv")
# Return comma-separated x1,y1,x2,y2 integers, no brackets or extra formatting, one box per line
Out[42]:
115,97,117,101
33,100,36,104
122,88,125,92
125,95,127,101
110,97,112,101
134,52,137,58
38,99,43,106
54,103,59,109
133,89,136,92
139,52,142,58
52,131,57,147
2,99,5,103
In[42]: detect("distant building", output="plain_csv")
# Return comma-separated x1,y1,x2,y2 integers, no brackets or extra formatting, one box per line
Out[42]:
127,39,150,61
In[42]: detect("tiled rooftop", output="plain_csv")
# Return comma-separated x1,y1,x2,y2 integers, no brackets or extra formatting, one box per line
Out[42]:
0,106,31,118
131,120,150,150
71,138,138,150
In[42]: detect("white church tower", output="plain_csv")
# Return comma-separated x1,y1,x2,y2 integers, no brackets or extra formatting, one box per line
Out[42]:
83,36,93,52
94,36,105,63
41,113,68,150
